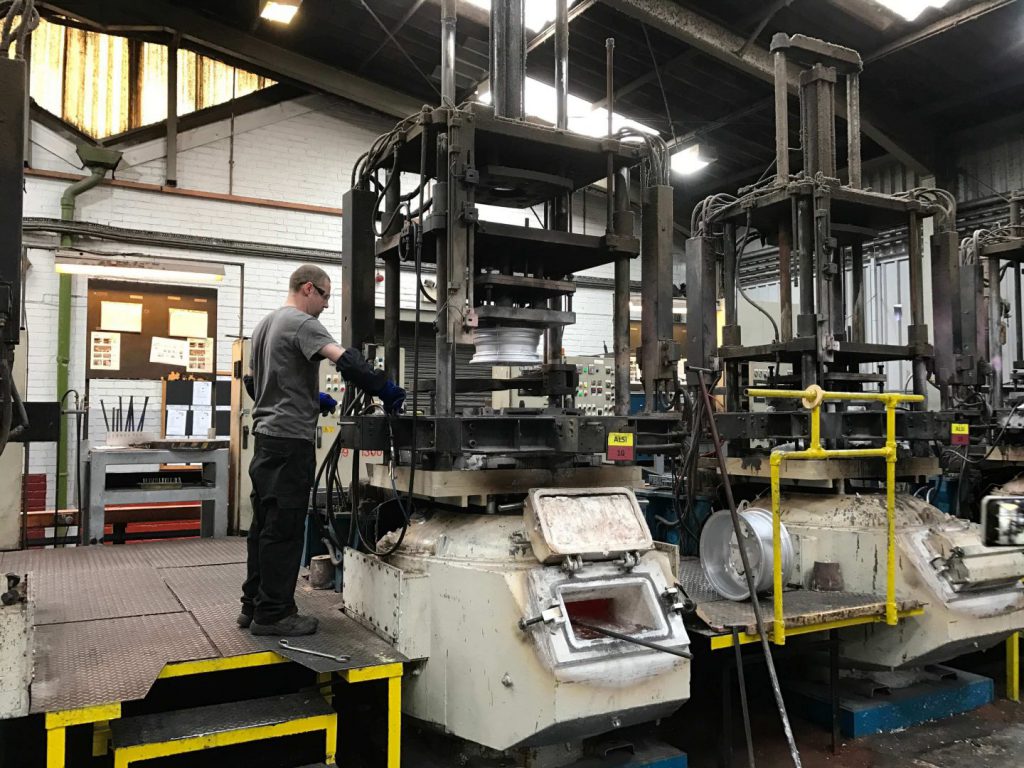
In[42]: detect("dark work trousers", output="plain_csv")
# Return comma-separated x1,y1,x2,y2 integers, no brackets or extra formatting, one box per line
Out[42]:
241,433,315,624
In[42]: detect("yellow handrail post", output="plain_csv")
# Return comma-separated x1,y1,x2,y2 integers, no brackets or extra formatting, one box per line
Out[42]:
770,452,785,645
884,396,899,625
745,386,924,641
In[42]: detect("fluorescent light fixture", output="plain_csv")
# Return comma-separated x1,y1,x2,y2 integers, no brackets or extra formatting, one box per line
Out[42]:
671,144,716,177
871,0,950,21
54,252,225,284
464,0,577,32
260,0,301,24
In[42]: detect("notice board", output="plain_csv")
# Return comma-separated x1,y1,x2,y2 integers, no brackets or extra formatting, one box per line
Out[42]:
86,280,218,381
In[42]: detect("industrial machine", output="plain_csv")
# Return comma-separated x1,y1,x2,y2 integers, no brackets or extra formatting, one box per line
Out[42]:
685,33,1024,670
330,1,690,763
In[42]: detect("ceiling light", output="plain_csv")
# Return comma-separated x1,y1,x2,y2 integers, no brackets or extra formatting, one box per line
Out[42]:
871,0,950,21
55,252,225,284
671,145,716,177
260,0,302,25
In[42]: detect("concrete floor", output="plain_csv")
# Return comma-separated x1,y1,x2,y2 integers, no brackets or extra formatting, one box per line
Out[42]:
676,646,1024,768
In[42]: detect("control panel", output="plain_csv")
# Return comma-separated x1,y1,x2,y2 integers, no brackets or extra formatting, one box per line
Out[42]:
567,355,615,415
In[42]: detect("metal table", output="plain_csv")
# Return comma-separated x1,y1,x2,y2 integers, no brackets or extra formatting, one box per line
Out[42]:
83,446,228,544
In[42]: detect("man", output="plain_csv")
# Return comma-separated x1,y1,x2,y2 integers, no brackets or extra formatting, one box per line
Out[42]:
239,264,404,636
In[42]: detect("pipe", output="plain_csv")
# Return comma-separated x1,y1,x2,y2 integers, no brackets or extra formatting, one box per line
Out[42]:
554,0,569,131
846,74,861,189
1012,196,1022,365
605,37,615,234
56,159,119,510
440,0,456,105
773,49,789,183
490,0,525,119
167,36,178,186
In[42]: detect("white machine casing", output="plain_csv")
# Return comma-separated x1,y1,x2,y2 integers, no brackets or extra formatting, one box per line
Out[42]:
342,487,690,752
781,493,1024,669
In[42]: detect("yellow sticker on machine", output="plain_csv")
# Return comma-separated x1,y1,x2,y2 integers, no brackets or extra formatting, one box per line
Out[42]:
608,432,634,447
951,423,970,435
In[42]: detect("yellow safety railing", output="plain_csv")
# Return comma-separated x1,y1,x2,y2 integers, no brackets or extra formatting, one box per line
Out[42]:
746,385,924,644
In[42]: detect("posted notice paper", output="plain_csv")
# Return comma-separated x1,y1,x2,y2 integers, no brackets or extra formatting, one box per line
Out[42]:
186,337,214,374
168,307,208,338
100,301,143,333
165,405,189,437
190,406,213,437
150,336,188,367
89,331,121,371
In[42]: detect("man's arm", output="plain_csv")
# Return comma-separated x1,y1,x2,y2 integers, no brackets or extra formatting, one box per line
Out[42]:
318,343,345,364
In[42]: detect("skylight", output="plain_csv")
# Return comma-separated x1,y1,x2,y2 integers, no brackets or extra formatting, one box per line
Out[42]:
477,77,658,140
462,0,578,33
871,0,951,21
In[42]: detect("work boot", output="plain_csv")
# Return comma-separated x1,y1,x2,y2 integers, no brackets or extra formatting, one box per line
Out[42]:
236,612,253,629
250,613,319,636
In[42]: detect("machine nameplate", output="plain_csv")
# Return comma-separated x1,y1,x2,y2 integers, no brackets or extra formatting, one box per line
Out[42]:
607,431,635,461
951,423,969,445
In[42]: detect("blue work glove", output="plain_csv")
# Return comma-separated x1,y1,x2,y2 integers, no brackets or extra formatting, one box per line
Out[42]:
379,381,406,415
319,392,338,416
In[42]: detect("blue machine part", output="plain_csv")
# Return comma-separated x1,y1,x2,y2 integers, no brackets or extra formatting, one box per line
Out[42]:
636,490,713,556
786,666,993,738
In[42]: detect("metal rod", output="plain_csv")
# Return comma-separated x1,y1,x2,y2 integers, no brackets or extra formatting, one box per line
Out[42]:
733,628,757,768
830,629,840,754
908,215,925,328
614,253,630,417
774,50,789,183
555,0,569,131
723,222,738,327
384,171,402,384
166,36,178,186
440,0,456,105
605,37,615,234
571,621,693,659
779,222,793,342
1012,196,1023,365
846,74,861,189
490,0,525,119
692,368,802,768
851,240,865,342
989,254,1004,409
797,196,815,326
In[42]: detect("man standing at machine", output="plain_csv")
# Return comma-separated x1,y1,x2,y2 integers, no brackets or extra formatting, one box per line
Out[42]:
239,264,405,636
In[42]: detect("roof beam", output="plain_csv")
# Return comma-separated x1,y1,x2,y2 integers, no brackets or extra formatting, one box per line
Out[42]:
602,0,934,174
865,0,1020,64
43,0,425,119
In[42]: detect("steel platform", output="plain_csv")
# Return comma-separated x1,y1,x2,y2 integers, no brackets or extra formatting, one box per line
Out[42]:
678,557,923,649
1,537,405,768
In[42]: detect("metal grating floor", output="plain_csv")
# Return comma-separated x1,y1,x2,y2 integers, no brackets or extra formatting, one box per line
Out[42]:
17,537,406,714
679,556,921,636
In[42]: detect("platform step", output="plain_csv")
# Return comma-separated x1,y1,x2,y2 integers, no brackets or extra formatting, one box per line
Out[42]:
110,692,336,766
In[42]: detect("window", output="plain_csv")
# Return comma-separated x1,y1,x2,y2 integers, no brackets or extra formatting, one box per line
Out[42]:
22,18,275,139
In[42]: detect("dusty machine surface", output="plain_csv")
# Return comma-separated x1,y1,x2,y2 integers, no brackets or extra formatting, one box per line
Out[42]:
683,32,1024,669
781,493,1024,668
325,1,690,762
345,489,690,752
0,573,33,719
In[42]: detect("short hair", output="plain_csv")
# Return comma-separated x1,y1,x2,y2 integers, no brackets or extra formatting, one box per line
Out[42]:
289,264,330,293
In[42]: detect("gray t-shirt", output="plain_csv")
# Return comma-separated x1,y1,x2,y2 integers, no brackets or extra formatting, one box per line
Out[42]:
250,306,336,443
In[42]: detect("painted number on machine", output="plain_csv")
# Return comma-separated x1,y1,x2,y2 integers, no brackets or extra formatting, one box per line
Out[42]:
607,431,634,461
951,423,970,446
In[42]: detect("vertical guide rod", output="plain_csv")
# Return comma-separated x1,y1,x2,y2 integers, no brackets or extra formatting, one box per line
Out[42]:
440,0,456,105
774,49,789,183
693,368,802,768
546,0,570,385
1012,196,1023,366
166,35,178,186
779,222,793,342
846,73,861,189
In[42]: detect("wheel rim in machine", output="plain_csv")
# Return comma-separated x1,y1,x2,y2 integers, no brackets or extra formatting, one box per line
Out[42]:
699,506,794,601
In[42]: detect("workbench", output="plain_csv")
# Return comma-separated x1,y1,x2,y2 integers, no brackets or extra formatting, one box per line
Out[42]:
83,445,229,544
